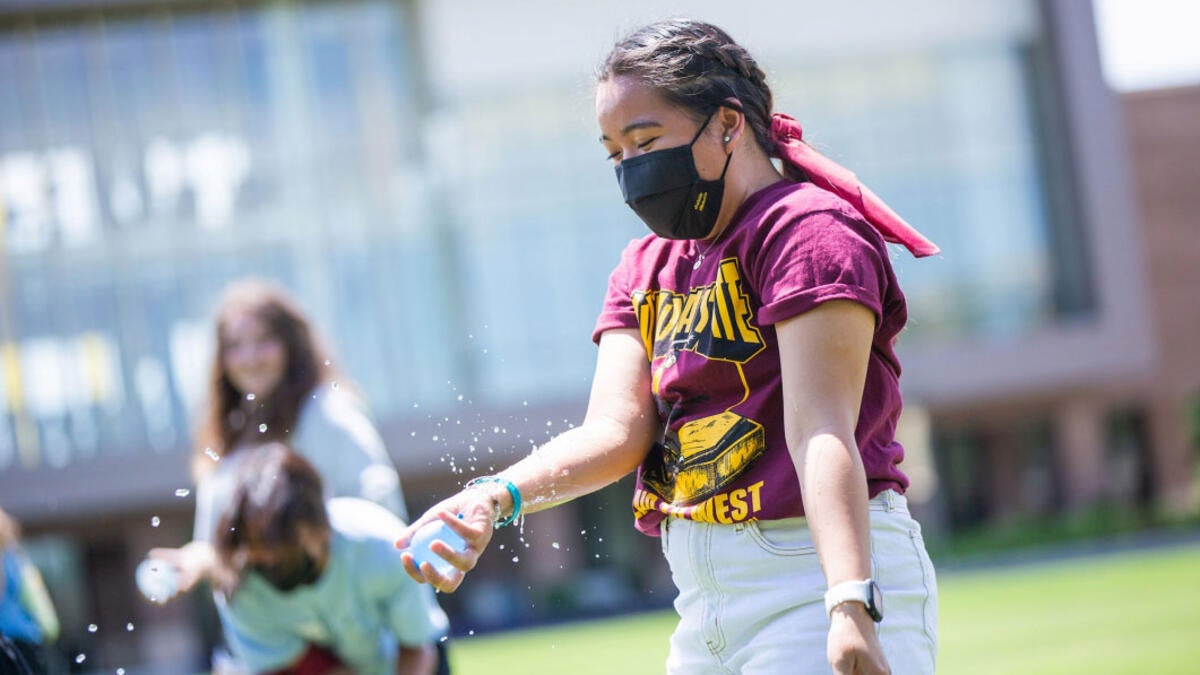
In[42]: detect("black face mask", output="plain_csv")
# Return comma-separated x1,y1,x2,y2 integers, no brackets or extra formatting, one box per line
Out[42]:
615,112,733,240
252,551,322,592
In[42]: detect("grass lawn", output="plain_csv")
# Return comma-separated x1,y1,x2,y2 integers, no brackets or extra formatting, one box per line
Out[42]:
448,543,1200,674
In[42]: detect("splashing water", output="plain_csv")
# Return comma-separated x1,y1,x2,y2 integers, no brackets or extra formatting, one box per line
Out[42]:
87,623,98,633
174,488,190,498
126,622,135,632
246,393,256,401
75,654,86,664
324,359,331,366
551,542,560,550
150,516,160,528
258,423,268,433
118,669,127,675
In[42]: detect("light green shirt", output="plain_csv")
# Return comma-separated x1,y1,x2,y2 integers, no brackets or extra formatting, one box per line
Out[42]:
219,498,449,674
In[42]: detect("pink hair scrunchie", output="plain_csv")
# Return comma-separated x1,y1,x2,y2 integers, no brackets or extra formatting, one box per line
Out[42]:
769,113,940,258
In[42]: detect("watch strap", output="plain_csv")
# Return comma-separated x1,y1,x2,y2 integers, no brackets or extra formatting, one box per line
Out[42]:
824,579,879,621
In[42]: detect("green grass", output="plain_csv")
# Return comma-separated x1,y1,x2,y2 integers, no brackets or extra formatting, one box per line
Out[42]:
449,543,1200,674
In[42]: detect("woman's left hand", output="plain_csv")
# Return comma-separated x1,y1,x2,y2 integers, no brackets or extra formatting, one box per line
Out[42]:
827,603,890,674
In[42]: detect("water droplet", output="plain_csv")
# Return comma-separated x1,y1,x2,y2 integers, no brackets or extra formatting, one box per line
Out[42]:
432,435,439,442
205,447,220,462
245,393,256,401
511,556,519,563
118,669,127,675
87,623,98,633
440,636,448,643
468,629,475,636
258,423,268,433
551,542,560,549
331,381,339,390
324,359,331,366
546,421,552,427
126,622,135,631
457,394,464,401
174,488,190,498
150,516,160,528
76,654,87,664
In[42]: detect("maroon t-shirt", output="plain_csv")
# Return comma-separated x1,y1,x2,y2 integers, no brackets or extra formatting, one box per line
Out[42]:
593,180,910,536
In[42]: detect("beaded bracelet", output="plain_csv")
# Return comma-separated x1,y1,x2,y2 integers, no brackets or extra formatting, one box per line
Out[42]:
464,476,522,528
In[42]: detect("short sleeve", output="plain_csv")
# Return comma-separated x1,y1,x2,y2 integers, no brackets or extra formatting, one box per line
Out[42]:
292,391,408,521
218,591,306,672
591,240,642,344
754,209,888,326
359,538,448,647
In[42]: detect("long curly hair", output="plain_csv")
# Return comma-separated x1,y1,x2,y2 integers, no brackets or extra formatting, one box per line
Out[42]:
192,280,344,479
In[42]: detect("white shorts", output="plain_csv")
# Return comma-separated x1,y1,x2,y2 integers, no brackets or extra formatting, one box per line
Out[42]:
660,490,938,674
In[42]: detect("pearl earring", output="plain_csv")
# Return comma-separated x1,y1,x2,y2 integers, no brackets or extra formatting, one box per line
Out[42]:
723,136,731,142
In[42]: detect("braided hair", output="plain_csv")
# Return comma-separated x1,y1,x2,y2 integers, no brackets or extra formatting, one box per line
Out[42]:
599,19,806,181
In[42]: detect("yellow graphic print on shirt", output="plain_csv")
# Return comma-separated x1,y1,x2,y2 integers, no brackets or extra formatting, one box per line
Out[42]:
632,257,768,508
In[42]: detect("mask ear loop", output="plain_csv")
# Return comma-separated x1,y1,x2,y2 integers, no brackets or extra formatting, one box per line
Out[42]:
688,111,717,146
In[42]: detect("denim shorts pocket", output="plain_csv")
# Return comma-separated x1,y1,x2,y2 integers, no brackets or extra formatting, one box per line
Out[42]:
744,518,817,557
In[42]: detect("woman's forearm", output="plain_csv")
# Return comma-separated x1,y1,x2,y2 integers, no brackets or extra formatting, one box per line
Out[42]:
492,413,653,517
792,431,873,587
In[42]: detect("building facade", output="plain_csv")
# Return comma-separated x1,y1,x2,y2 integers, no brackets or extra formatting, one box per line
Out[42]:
0,0,1192,671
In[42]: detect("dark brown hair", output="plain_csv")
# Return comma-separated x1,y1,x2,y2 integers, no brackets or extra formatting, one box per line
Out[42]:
212,443,329,591
192,279,344,479
599,18,808,182
600,20,772,147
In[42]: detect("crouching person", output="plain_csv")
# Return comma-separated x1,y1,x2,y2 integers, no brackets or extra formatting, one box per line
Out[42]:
212,443,451,674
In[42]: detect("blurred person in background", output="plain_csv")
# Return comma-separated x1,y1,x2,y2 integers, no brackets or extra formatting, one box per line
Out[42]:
212,443,449,675
0,507,59,674
397,18,939,675
146,280,410,619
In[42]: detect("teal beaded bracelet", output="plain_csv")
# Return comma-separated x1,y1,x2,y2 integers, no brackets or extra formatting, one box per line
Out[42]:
465,476,522,528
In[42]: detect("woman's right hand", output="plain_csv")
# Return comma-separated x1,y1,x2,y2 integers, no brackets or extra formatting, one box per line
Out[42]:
148,540,217,596
394,489,497,593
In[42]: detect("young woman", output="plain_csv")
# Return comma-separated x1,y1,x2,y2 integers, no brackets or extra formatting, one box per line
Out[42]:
397,19,939,674
151,279,407,596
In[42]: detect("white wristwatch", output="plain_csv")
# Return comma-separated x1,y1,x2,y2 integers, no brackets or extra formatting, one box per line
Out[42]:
824,579,884,622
